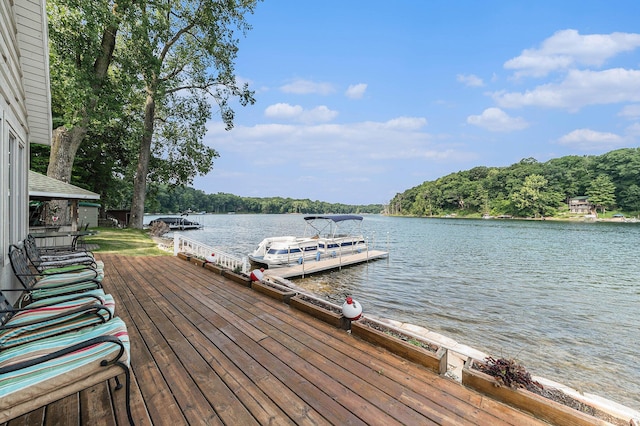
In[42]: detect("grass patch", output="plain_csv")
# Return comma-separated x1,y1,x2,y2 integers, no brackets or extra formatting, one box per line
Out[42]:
83,228,170,256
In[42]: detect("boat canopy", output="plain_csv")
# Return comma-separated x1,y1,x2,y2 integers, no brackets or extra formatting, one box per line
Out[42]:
303,214,363,222
302,215,364,239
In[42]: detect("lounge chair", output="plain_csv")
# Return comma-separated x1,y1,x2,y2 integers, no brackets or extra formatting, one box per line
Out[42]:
26,233,93,257
24,235,100,272
28,230,92,254
7,245,102,306
0,317,133,424
1,289,114,350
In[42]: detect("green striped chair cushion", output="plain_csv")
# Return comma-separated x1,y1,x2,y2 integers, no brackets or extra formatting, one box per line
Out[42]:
25,289,106,307
36,268,103,287
36,256,96,269
0,317,129,369
30,281,103,301
40,260,104,275
0,292,115,349
29,273,103,301
41,264,89,274
0,318,129,419
40,251,94,261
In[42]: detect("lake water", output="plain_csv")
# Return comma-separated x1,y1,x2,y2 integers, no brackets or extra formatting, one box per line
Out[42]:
148,213,640,410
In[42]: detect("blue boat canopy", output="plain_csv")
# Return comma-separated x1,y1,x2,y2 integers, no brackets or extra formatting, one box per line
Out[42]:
304,214,363,222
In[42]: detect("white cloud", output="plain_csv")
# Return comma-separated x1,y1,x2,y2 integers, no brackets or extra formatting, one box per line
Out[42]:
557,128,624,150
457,73,484,87
264,103,303,119
625,122,640,137
264,103,338,123
301,106,339,123
205,116,449,165
619,104,640,120
505,29,640,78
201,115,478,203
382,116,427,130
280,79,335,95
466,107,529,132
493,68,640,110
345,83,368,99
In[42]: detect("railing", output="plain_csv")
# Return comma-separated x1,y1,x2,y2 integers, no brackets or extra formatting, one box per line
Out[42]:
173,234,249,273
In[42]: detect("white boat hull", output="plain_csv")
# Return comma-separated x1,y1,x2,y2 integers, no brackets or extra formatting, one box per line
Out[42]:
249,236,320,267
249,234,368,268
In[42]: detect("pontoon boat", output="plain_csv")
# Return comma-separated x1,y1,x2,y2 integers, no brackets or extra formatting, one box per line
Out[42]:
249,214,368,267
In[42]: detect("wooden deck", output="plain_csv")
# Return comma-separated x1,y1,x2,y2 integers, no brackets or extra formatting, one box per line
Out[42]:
5,254,551,425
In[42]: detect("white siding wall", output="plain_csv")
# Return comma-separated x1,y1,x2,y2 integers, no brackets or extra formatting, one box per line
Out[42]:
15,0,51,145
0,0,50,303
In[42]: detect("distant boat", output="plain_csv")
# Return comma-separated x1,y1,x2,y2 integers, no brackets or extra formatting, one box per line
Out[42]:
248,214,369,268
148,217,203,230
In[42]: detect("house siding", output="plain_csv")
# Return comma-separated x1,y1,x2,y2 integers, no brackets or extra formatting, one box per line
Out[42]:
15,0,52,144
1,0,51,303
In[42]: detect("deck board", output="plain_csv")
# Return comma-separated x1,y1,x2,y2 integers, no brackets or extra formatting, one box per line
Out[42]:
3,254,553,425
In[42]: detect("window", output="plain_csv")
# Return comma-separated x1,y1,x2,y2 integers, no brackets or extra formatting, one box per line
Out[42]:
0,111,3,260
8,131,26,244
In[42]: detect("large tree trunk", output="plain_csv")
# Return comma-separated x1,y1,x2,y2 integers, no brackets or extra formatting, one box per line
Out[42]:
47,126,87,182
129,91,156,229
46,126,87,226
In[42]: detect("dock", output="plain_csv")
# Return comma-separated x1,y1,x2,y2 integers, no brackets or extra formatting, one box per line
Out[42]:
261,249,389,279
7,253,555,425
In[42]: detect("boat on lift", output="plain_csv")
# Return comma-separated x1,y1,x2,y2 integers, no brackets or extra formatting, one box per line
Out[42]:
248,214,368,268
148,216,203,230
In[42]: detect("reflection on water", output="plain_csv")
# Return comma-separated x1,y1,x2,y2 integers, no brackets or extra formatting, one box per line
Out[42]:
149,213,640,410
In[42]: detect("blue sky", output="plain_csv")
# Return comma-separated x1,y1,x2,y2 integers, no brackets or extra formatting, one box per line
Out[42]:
193,0,640,205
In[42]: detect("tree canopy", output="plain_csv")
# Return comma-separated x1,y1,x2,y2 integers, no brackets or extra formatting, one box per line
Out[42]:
125,0,258,228
45,0,259,228
388,148,640,218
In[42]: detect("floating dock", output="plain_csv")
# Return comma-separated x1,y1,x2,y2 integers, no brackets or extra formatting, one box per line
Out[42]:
261,249,388,279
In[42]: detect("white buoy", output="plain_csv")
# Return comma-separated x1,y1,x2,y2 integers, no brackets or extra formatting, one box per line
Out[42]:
250,268,264,282
342,296,362,320
205,252,216,263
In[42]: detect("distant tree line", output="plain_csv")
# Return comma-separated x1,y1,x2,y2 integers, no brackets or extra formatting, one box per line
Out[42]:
31,146,639,218
388,148,640,218
146,186,384,215
31,144,383,215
